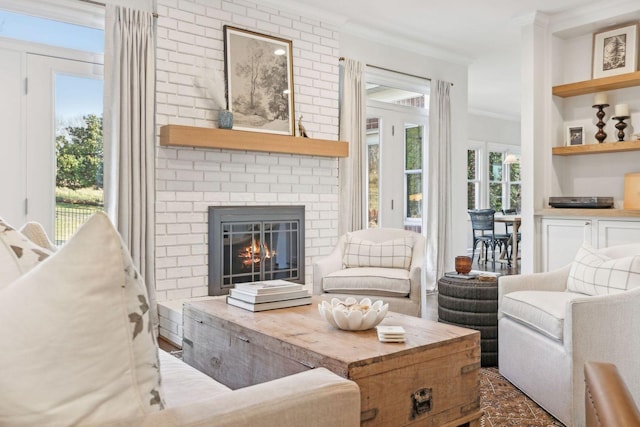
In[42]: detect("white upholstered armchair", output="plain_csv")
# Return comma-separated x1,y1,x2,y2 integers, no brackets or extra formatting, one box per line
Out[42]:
498,242,640,427
313,228,424,317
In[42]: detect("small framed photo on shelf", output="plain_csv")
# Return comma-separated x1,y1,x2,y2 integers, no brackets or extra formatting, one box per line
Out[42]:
592,23,639,79
566,124,585,146
223,26,295,136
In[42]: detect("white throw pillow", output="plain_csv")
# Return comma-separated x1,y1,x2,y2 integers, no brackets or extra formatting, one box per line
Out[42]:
0,217,52,290
567,242,640,295
343,235,413,269
0,212,164,425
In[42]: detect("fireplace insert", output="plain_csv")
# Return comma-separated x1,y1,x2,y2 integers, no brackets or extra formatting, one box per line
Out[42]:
208,206,305,295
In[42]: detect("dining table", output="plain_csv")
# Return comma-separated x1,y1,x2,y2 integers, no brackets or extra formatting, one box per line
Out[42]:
493,214,521,269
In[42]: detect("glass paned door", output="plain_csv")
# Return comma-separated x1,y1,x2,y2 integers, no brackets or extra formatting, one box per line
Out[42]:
367,105,426,230
26,54,103,242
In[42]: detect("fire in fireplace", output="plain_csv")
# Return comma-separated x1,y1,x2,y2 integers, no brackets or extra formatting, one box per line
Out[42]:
208,206,305,296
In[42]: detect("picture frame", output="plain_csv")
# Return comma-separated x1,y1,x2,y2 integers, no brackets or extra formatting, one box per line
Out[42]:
566,124,585,146
223,25,295,135
592,23,639,79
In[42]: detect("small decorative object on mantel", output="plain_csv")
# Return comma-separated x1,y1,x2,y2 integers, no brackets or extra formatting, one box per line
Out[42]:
592,23,639,79
613,103,630,141
592,92,609,143
194,67,233,129
298,115,309,138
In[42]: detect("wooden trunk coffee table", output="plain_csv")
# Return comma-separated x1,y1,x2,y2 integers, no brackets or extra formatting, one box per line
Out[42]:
183,296,481,426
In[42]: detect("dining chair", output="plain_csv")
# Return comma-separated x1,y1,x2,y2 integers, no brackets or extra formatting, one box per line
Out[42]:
468,209,511,267
500,208,521,261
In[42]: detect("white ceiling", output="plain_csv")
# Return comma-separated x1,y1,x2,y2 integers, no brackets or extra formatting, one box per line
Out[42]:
266,0,629,121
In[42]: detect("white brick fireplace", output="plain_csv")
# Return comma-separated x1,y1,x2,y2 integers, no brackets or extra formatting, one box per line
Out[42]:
154,0,342,315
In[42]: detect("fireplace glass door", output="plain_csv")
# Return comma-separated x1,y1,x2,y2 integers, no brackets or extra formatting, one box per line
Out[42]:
222,221,299,285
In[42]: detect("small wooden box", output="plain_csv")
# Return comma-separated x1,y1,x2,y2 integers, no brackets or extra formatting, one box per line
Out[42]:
183,297,481,426
624,173,640,209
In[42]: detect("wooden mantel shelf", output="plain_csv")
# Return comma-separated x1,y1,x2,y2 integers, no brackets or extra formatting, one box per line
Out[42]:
552,139,640,156
159,125,349,158
552,71,640,98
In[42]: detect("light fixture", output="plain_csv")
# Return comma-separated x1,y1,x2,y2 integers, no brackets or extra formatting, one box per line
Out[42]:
274,48,285,56
504,154,519,164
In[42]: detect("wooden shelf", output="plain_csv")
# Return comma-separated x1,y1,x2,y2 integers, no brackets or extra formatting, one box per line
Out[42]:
552,71,640,98
552,139,640,156
536,208,640,218
159,125,349,158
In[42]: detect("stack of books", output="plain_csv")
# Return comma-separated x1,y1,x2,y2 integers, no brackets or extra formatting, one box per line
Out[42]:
226,279,311,312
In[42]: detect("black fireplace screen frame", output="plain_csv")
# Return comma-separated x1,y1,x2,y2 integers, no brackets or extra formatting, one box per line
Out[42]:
208,205,305,295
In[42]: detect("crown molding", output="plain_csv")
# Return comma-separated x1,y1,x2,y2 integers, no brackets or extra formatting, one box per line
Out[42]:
551,0,640,38
342,22,473,66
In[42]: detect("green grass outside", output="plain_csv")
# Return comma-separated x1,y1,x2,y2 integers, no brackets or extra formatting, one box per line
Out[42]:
55,187,104,243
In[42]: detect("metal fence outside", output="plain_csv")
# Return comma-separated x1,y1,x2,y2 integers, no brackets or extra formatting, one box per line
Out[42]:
55,204,102,245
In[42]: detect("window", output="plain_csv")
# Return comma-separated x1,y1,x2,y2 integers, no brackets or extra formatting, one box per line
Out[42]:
467,141,520,212
405,124,423,226
467,148,481,210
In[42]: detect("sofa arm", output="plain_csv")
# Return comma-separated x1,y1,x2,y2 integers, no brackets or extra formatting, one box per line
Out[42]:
312,239,345,294
110,368,360,427
498,264,571,316
566,287,640,407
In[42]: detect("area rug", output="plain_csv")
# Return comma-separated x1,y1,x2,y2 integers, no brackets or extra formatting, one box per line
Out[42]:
168,351,563,426
481,367,564,426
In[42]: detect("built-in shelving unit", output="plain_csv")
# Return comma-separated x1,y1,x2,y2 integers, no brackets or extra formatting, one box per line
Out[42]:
159,125,349,158
552,139,640,156
552,71,640,156
552,71,640,98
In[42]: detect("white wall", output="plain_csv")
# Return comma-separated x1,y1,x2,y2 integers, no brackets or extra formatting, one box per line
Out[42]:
468,114,520,146
340,34,469,277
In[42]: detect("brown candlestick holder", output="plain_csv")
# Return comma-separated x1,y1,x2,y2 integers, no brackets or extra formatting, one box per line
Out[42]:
592,104,609,143
612,116,630,141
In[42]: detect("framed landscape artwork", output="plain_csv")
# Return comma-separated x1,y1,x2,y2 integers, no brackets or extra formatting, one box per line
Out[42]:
592,23,639,79
223,26,295,135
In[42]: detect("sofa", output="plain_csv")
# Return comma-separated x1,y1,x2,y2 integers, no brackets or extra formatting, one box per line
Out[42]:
313,228,424,317
498,242,640,427
0,213,361,426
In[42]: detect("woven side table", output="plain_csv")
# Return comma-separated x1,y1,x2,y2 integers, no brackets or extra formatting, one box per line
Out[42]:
437,275,498,367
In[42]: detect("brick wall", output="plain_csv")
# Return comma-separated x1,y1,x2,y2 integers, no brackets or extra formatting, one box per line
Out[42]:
154,0,341,301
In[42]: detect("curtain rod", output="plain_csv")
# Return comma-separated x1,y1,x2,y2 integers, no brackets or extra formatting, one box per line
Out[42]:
78,0,159,18
338,57,453,87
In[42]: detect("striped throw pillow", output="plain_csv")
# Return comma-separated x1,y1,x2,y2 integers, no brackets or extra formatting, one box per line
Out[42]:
343,235,413,269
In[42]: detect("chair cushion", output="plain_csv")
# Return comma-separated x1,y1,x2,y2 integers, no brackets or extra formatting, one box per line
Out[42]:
343,235,413,269
0,217,52,290
0,213,164,425
322,267,411,296
159,350,230,407
501,290,585,341
567,242,640,296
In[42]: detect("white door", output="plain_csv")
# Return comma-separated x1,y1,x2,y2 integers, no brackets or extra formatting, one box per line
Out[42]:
26,54,103,236
367,104,426,230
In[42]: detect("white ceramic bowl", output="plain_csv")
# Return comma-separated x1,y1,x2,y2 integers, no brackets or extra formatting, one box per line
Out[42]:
318,297,388,331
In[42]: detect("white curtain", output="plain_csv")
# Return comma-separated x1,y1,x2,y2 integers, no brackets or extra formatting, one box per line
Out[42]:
425,80,452,291
104,5,158,331
338,58,365,235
